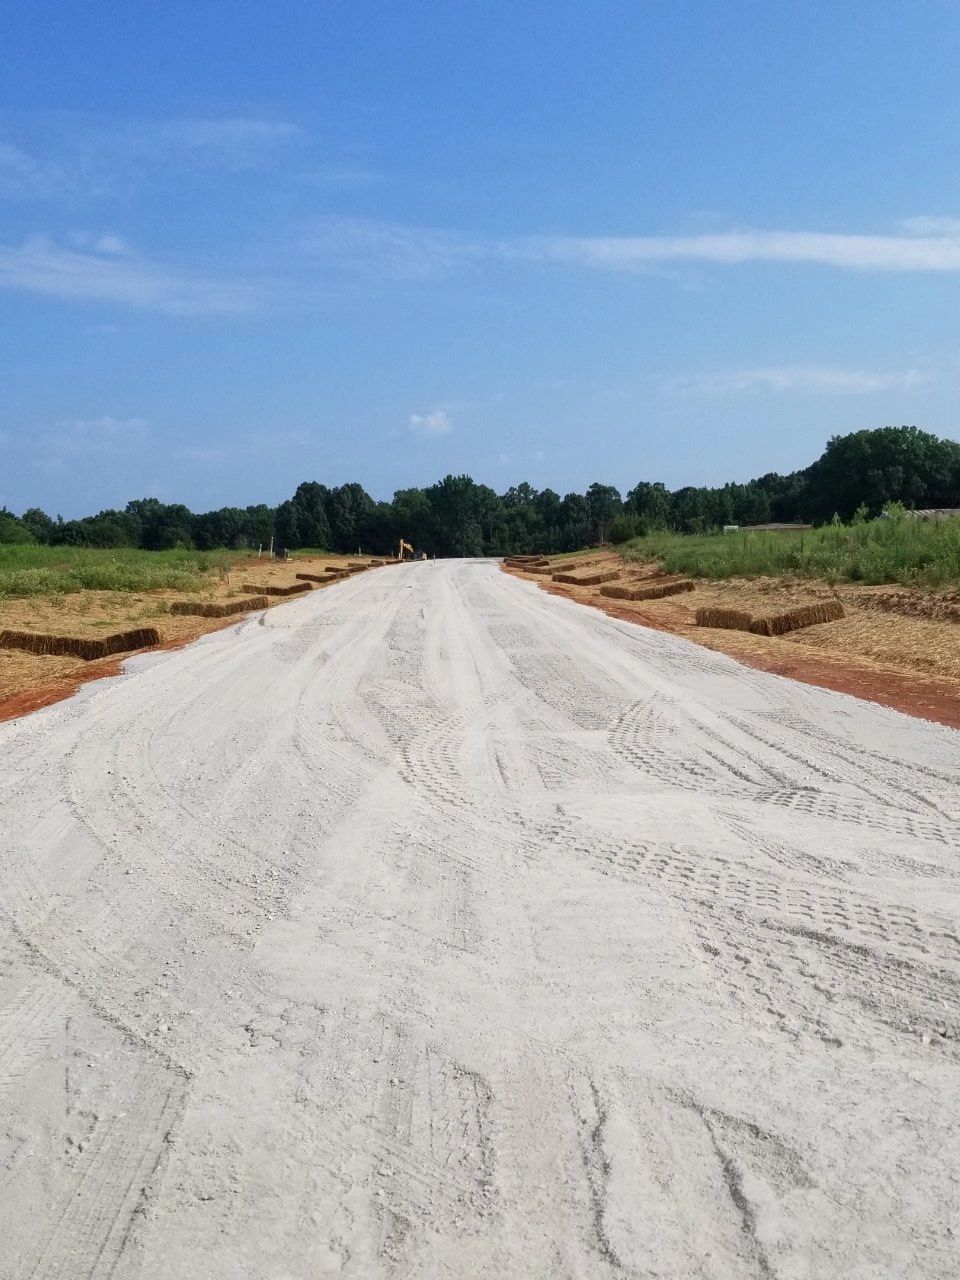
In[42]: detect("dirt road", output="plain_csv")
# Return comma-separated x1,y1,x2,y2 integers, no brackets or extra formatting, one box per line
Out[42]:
1,560,959,1278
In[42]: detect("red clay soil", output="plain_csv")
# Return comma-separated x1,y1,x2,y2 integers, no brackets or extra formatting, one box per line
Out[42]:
536,578,960,731
0,624,239,726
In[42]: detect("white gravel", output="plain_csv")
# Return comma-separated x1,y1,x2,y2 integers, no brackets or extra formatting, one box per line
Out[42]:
1,559,959,1278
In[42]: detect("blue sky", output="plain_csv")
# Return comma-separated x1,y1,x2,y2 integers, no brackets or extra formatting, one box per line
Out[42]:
3,0,960,516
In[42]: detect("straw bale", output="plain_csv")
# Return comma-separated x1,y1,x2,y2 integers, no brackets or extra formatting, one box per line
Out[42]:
600,579,695,601
170,596,269,617
749,600,845,636
241,582,313,597
695,608,754,631
552,569,622,586
0,626,161,661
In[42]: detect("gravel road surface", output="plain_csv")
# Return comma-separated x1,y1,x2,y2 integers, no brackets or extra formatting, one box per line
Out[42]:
1,559,959,1278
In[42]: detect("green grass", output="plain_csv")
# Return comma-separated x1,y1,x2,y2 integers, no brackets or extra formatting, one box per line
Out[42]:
622,518,960,588
0,546,245,598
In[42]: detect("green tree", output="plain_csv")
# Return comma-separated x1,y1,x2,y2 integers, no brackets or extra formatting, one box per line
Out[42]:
585,482,622,543
0,508,33,543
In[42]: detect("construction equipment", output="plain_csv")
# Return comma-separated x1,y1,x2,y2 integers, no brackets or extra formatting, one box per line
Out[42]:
398,538,415,561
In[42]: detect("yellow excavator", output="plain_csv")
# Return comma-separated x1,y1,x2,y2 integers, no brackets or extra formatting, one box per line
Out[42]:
398,538,415,561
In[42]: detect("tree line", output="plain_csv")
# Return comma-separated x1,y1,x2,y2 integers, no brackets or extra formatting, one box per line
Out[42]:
3,426,959,557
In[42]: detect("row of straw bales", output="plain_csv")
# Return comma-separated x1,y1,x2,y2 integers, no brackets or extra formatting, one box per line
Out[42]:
600,579,695,602
0,556,388,667
170,596,269,617
0,626,161,662
695,600,845,636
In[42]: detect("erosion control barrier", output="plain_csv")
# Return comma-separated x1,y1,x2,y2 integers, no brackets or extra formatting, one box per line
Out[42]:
170,596,269,617
695,600,845,635
600,579,695,602
549,558,603,573
552,569,622,587
295,573,338,585
748,600,846,636
0,626,161,662
241,582,313,597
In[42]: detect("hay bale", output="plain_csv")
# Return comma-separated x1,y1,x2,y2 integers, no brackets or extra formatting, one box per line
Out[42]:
695,608,754,631
552,569,622,587
550,558,605,573
505,559,549,572
695,600,845,634
170,596,269,617
241,582,313,597
600,578,695,602
749,600,845,636
0,626,161,662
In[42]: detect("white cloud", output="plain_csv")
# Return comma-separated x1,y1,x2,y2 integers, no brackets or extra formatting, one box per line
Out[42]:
0,235,265,315
0,112,299,202
45,416,149,455
303,218,484,279
527,229,960,273
54,415,147,432
666,364,929,398
0,139,63,197
901,216,960,237
409,408,453,437
94,233,132,256
142,117,299,170
305,217,960,277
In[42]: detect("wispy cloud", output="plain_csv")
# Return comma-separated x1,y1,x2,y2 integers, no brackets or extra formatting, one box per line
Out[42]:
303,218,485,279
900,215,960,237
46,416,149,454
0,112,300,202
527,229,960,273
0,235,266,315
409,408,453,437
0,139,64,198
305,216,960,277
129,116,299,170
666,364,929,398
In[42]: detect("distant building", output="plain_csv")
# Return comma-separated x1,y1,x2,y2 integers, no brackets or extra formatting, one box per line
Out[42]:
904,509,960,523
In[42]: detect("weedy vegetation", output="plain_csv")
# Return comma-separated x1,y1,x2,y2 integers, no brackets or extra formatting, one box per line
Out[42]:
623,508,960,588
0,546,243,599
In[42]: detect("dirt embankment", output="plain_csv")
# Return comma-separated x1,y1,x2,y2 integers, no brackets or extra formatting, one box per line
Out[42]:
0,553,387,722
505,551,960,729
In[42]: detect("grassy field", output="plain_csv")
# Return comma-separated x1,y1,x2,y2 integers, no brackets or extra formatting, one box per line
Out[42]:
623,518,960,588
0,545,243,598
